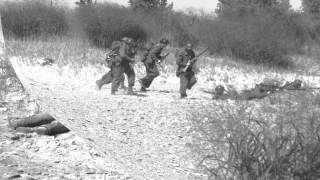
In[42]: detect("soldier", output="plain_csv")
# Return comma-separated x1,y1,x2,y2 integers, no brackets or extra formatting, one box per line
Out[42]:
212,79,304,101
111,37,137,95
281,79,302,90
212,85,230,100
139,38,169,92
96,39,126,91
212,84,272,100
8,113,69,136
176,43,197,98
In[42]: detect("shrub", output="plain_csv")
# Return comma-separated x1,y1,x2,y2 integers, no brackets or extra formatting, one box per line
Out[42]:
75,3,148,48
194,8,309,67
0,1,68,39
191,92,320,180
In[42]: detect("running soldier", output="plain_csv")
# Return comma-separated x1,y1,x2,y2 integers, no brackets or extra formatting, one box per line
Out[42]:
111,37,137,95
96,39,126,91
176,43,197,98
139,38,169,92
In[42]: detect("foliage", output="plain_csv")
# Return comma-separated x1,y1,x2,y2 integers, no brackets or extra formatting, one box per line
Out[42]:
75,3,147,48
75,0,97,6
216,0,290,17
303,0,320,18
0,1,68,39
193,2,308,67
191,92,320,180
1,0,319,67
129,0,173,12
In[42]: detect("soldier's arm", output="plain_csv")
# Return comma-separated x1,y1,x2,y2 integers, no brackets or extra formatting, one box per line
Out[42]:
176,53,187,67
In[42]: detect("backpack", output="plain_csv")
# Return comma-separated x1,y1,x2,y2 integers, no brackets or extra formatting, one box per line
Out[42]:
105,41,122,67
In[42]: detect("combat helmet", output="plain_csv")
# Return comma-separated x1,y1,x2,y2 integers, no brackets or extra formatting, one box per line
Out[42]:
185,43,192,49
215,85,225,95
160,38,169,45
292,79,302,89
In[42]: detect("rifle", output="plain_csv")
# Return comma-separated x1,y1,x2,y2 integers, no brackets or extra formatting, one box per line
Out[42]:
182,47,209,72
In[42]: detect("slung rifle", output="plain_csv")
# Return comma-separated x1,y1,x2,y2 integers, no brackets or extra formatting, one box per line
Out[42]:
182,47,209,72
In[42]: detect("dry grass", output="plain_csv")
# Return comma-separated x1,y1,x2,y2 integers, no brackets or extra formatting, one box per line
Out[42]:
6,38,320,180
190,91,320,180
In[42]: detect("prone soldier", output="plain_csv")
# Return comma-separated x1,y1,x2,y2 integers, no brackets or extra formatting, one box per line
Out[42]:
8,113,69,136
212,79,304,100
139,38,169,92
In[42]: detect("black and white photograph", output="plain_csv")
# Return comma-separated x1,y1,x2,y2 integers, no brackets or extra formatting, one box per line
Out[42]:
1,0,320,179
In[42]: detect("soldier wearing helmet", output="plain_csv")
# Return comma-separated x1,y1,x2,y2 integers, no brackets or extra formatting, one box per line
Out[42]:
176,43,197,98
111,36,137,95
96,36,137,95
281,79,302,90
96,39,126,91
139,38,170,92
211,85,231,100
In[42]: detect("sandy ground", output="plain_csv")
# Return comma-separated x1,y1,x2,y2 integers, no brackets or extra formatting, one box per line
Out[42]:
4,57,214,180
2,56,320,179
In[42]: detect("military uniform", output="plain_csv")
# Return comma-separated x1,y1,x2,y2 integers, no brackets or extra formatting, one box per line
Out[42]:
139,39,168,91
111,38,136,95
176,46,197,98
96,41,125,90
212,85,271,101
281,79,302,90
9,113,69,136
212,79,303,101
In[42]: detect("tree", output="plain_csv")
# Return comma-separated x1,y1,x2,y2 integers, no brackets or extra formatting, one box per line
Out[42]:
128,0,173,12
303,0,320,18
216,0,290,17
75,0,97,6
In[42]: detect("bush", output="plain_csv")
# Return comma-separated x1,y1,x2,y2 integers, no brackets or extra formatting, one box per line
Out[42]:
75,3,148,48
0,1,68,39
191,92,320,180
195,8,309,67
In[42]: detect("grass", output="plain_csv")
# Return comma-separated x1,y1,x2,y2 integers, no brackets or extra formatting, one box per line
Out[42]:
6,38,320,85
5,37,320,179
190,91,320,180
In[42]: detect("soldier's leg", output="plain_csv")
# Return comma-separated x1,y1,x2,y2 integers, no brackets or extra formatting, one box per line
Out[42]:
9,113,55,129
139,63,151,89
180,73,189,98
119,74,126,89
124,64,135,94
187,73,197,90
139,63,159,89
111,65,124,94
16,121,69,135
96,70,113,90
40,121,70,135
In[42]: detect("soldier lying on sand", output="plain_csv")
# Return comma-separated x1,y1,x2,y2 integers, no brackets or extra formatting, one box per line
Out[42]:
8,113,69,136
212,79,303,100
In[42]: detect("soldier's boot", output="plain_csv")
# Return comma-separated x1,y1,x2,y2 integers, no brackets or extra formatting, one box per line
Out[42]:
140,87,147,92
127,86,135,95
139,79,147,92
180,94,187,99
96,80,103,90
